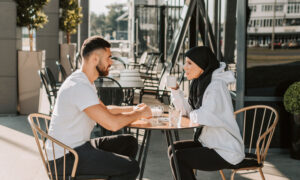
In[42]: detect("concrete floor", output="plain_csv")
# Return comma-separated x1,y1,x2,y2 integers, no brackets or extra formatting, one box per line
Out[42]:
1,94,300,180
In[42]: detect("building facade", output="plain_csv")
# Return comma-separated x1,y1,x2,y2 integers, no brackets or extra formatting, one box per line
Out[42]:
248,0,300,47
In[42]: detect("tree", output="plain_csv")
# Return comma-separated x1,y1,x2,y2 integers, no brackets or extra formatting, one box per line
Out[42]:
90,12,106,36
105,3,125,38
90,3,126,38
59,0,82,44
15,0,49,51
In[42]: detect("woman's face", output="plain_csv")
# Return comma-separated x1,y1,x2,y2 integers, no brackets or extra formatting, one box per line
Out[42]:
183,57,204,80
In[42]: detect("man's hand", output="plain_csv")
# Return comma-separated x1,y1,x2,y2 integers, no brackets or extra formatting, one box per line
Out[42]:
133,103,146,110
135,105,152,119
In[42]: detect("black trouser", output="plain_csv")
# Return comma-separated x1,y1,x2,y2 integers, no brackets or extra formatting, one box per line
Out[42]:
168,140,233,180
50,134,139,180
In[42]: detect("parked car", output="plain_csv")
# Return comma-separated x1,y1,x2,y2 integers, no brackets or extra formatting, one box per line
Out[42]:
288,40,300,49
268,41,281,49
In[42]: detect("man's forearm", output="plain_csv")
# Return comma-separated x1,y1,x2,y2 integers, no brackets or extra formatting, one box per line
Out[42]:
107,105,134,114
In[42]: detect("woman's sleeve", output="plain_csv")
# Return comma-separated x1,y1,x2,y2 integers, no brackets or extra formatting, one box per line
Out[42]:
189,87,229,128
170,89,192,116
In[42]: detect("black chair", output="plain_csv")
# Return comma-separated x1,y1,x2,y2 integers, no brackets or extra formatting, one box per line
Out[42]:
111,56,126,70
95,76,124,106
38,70,55,114
67,54,74,72
139,63,170,103
56,61,68,82
94,76,126,136
75,52,82,70
45,67,61,97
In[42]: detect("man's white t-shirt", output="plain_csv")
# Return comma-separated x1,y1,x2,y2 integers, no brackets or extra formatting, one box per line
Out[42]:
45,70,99,160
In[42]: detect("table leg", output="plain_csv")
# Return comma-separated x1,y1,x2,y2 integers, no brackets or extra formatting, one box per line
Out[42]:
166,130,181,180
136,129,140,141
164,130,171,146
174,130,180,141
138,130,152,180
137,129,148,164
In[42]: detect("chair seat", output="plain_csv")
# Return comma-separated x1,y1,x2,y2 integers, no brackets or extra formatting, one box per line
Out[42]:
231,153,262,169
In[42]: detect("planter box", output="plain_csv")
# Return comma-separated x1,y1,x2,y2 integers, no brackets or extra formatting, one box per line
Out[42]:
60,43,76,77
18,50,45,114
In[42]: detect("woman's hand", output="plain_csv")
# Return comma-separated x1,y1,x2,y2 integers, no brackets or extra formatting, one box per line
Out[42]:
171,83,179,90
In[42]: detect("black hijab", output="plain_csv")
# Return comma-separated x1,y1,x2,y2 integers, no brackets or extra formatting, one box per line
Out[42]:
186,46,220,110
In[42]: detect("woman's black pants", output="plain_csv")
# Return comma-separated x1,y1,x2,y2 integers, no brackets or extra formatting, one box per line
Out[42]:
168,140,233,180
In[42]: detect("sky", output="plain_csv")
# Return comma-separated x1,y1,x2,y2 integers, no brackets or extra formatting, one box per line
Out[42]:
90,0,127,15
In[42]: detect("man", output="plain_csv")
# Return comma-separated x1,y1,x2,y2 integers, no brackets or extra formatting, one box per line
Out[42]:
46,36,151,179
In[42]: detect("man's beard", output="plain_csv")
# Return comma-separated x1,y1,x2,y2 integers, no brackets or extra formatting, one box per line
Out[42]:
96,65,109,77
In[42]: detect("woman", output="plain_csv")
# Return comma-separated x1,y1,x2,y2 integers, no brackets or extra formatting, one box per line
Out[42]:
168,46,245,180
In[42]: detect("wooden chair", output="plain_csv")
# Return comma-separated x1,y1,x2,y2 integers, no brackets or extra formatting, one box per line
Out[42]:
219,105,279,180
28,113,108,180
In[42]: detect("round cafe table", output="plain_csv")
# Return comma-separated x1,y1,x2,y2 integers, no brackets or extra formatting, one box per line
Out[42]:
127,114,200,180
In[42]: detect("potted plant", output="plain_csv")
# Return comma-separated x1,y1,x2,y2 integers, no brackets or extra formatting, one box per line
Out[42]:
283,81,300,160
59,0,82,76
15,0,49,114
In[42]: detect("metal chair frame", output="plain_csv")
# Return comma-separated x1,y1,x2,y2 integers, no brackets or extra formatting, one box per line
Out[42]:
95,76,125,106
45,67,60,96
56,61,68,82
38,70,56,114
28,113,108,180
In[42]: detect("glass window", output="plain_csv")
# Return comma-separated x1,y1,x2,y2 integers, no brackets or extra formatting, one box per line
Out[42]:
276,5,283,11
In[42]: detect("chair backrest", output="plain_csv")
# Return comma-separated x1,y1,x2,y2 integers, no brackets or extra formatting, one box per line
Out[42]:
95,77,124,106
147,53,161,72
111,57,126,71
75,52,82,69
38,70,54,111
178,70,185,86
45,67,57,94
28,113,79,180
139,51,148,65
67,54,74,71
56,61,68,82
234,105,279,164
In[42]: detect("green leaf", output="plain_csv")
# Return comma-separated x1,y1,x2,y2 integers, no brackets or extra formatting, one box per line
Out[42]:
283,81,300,115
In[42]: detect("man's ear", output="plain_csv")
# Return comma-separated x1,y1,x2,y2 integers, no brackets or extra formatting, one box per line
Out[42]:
91,52,99,65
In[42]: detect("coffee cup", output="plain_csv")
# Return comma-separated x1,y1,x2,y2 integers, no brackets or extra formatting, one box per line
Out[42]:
166,75,177,88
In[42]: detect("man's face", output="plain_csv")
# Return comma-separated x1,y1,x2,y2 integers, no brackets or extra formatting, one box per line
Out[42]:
94,48,112,77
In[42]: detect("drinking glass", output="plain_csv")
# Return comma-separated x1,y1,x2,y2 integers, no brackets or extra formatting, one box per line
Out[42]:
151,105,164,117
150,105,164,125
168,107,182,127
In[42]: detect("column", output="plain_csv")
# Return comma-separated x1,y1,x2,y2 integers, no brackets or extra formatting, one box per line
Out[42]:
80,0,90,48
36,0,60,80
0,0,20,114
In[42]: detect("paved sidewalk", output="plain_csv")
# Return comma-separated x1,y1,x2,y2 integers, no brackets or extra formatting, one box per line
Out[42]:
1,94,300,179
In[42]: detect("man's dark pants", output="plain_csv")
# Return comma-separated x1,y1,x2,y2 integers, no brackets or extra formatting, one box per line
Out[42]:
50,134,139,180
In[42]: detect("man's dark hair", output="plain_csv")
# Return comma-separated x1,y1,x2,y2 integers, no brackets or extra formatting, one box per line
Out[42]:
80,36,111,59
